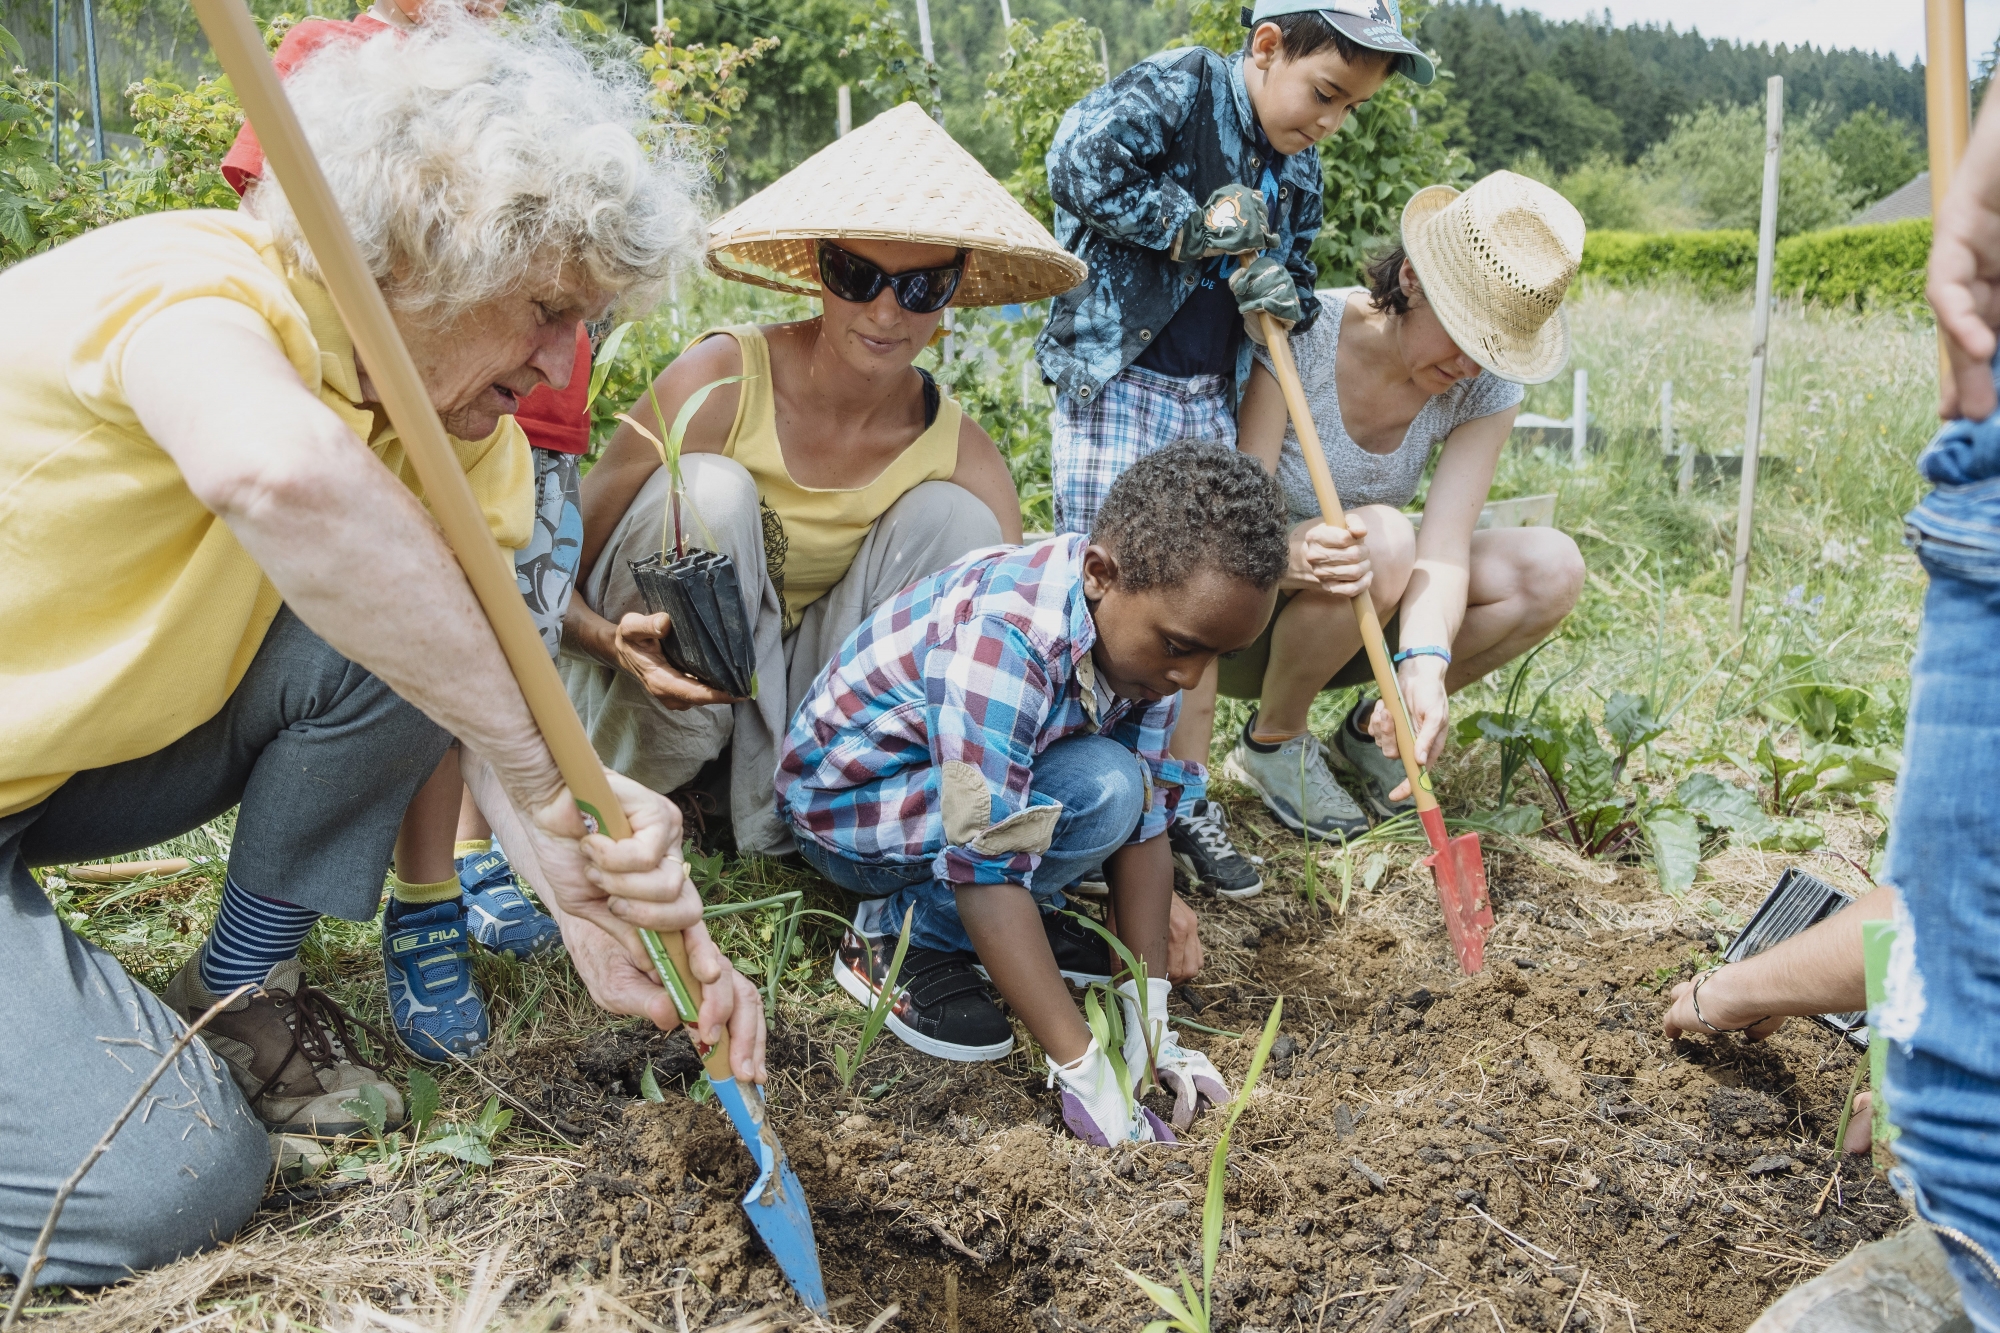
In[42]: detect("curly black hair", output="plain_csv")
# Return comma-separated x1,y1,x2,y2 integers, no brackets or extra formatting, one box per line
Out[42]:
1090,440,1288,593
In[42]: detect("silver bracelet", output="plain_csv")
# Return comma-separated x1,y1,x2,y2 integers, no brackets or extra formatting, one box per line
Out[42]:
1690,968,1767,1035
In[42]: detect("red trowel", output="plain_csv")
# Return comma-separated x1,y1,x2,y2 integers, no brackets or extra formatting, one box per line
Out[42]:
1255,308,1493,974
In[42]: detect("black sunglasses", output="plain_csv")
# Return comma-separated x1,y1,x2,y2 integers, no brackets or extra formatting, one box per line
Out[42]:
816,240,966,314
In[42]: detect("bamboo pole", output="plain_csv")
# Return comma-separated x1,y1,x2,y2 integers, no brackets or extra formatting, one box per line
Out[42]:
1729,76,1782,633
1927,0,1971,396
184,0,736,1089
80,0,102,161
836,83,851,137
48,0,58,162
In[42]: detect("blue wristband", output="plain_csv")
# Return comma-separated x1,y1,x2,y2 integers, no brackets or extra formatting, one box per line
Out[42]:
1392,645,1451,666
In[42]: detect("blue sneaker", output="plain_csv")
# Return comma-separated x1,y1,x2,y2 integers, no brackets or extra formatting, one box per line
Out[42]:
457,846,564,961
382,899,489,1063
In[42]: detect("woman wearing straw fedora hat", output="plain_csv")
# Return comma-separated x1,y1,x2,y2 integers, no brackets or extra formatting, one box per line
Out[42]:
562,103,1079,857
1185,170,1588,848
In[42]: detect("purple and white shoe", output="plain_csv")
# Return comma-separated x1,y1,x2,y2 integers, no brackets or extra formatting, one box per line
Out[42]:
1047,1041,1175,1146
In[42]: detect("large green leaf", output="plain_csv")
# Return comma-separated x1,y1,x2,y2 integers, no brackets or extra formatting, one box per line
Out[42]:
1644,808,1702,894
1603,691,1668,753
1675,773,1777,841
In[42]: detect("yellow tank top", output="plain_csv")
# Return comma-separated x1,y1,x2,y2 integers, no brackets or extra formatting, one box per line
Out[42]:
703,325,961,628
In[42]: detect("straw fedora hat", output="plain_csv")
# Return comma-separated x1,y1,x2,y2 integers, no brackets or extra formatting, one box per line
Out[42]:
705,102,1087,307
1400,170,1585,385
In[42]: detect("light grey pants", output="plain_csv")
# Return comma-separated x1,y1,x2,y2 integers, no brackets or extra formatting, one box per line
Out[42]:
2,607,448,1285
562,454,1003,854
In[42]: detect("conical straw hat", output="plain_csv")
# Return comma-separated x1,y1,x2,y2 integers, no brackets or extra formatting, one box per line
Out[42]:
705,102,1086,307
1400,170,1585,385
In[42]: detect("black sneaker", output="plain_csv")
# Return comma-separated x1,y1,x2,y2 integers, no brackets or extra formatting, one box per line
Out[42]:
833,910,1014,1062
978,909,1115,987
1170,799,1265,900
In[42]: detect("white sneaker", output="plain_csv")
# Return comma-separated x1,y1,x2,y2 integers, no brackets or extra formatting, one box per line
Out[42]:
1222,719,1369,841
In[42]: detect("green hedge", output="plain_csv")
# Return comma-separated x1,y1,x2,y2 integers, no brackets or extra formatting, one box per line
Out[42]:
1773,218,1929,310
1581,229,1759,296
1580,221,1930,310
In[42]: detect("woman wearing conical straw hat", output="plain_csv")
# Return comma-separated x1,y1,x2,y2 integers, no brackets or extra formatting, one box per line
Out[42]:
564,103,1081,858
1201,170,1588,842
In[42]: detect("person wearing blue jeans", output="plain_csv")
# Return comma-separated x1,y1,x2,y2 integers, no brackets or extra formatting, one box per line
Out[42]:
1883,90,2000,1326
780,444,1290,1144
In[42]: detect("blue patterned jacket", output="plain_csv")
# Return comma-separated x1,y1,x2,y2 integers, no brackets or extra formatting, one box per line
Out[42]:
1034,45,1323,404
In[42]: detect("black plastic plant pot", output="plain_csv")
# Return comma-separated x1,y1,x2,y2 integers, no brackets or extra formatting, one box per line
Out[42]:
629,550,757,698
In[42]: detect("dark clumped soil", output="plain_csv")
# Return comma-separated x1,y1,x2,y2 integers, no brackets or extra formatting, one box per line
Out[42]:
499,847,1900,1332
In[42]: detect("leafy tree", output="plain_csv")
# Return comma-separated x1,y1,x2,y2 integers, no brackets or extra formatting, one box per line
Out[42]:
1424,2,1926,172
641,16,779,170
1826,105,1922,207
1642,102,1857,239
984,17,1103,227
120,75,241,213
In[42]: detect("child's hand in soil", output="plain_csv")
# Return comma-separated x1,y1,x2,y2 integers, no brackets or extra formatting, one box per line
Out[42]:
1168,893,1203,981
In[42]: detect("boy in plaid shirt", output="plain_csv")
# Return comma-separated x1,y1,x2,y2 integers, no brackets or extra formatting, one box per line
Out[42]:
1035,0,1435,898
778,445,1288,1144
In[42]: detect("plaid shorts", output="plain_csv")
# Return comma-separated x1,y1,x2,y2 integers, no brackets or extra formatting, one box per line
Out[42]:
1050,366,1234,535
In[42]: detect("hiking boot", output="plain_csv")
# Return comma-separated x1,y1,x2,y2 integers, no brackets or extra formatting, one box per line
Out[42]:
1169,799,1264,899
1222,718,1369,841
383,899,490,1063
457,846,563,960
975,909,1114,987
164,956,406,1135
1330,697,1418,819
833,905,1013,1062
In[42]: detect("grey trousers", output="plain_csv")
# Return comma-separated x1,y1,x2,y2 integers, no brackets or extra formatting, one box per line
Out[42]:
563,454,1002,854
1,608,448,1285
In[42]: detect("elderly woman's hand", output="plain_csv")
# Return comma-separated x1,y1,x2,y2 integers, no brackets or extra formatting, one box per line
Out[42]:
613,611,741,709
527,769,767,1083
1286,516,1372,596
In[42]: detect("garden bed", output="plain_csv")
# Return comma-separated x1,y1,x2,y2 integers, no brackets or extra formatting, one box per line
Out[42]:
14,813,1900,1333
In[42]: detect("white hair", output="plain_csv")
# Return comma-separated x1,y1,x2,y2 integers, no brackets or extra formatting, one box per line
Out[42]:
251,7,700,317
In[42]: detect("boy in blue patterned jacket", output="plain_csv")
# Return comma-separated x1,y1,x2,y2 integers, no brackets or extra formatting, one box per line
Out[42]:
1034,0,1434,896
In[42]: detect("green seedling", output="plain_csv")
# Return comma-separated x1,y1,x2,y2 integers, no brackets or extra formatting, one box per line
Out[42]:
639,1059,666,1103
1120,998,1285,1333
833,905,914,1092
1066,911,1160,1096
615,373,742,558
335,1072,515,1178
582,321,636,413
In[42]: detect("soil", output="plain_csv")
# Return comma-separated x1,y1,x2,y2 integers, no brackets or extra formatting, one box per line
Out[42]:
496,845,1900,1333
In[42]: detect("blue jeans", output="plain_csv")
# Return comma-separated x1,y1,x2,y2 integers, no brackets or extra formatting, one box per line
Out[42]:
795,735,1148,954
1882,394,2000,1329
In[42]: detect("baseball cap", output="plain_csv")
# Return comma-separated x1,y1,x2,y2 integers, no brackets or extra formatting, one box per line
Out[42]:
1244,0,1436,85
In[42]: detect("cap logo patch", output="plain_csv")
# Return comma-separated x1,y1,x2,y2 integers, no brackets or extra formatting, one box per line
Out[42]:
1329,0,1391,19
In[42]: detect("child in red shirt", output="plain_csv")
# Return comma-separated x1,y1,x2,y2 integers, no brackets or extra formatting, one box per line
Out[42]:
221,4,593,1062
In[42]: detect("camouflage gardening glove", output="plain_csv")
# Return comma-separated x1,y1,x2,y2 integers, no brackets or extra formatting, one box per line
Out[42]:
1230,253,1304,345
1171,183,1274,261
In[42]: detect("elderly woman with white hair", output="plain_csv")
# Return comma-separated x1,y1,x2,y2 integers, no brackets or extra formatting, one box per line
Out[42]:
0,12,761,1288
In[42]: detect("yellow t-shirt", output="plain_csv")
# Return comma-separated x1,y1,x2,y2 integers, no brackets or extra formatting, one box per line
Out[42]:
705,325,960,628
0,210,534,818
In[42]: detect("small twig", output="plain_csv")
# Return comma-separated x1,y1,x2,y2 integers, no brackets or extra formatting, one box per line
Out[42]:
928,1219,986,1266
1559,1268,1590,1331
1464,1205,1568,1267
859,1304,902,1333
3,984,250,1329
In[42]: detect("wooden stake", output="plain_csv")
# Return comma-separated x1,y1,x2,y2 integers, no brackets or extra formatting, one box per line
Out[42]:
1728,76,1782,633
1569,368,1587,468
1926,0,1971,396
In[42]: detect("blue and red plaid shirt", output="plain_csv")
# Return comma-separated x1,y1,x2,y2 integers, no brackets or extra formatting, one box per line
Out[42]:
777,535,1205,888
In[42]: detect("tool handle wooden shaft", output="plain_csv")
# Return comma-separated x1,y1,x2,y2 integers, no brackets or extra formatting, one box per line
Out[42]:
187,0,733,1084
1257,311,1437,817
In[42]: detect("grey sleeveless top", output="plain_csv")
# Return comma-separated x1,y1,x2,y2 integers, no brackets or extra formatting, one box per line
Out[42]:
1252,288,1524,523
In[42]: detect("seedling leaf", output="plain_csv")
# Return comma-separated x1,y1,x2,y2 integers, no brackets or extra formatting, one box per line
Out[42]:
639,1059,666,1103
406,1068,441,1136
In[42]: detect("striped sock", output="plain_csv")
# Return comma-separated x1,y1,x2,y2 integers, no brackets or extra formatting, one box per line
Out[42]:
199,876,320,994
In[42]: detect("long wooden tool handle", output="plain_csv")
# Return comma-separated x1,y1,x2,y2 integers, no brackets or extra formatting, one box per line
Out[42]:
1257,310,1438,818
189,0,729,1081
